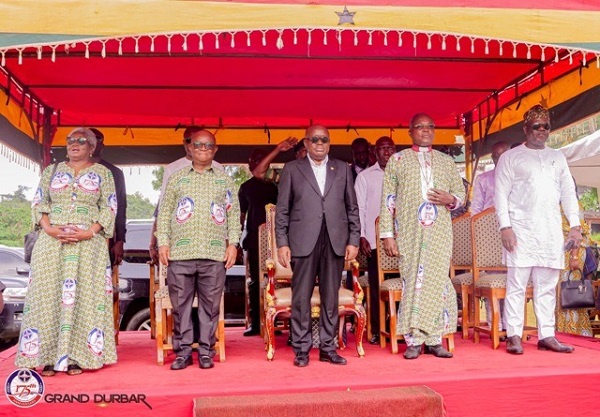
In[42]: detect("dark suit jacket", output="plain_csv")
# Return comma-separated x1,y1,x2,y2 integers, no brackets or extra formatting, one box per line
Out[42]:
275,157,360,257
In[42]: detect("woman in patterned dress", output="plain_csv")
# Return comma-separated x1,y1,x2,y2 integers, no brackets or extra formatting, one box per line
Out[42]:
15,127,117,376
555,207,593,336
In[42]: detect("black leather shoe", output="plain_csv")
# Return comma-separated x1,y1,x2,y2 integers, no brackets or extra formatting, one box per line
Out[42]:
369,334,380,345
537,337,574,353
293,353,309,367
427,344,453,358
243,327,260,337
506,335,524,355
199,355,214,369
319,351,347,365
403,345,421,360
170,356,192,370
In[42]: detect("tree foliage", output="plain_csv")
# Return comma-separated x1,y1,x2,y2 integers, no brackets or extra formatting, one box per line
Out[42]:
152,167,164,191
0,200,31,247
126,192,156,219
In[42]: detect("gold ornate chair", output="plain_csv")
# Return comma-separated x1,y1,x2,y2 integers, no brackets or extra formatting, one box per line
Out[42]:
471,207,536,348
354,251,371,338
154,263,225,365
263,204,366,361
450,213,474,339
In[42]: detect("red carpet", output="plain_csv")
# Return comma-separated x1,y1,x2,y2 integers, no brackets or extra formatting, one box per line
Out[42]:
1,330,599,417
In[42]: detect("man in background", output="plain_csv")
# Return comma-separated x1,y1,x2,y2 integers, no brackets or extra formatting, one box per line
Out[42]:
354,136,396,345
350,137,371,181
91,128,127,266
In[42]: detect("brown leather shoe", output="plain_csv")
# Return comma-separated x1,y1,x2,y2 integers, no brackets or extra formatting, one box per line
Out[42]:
506,335,524,355
427,344,453,358
537,337,574,353
403,345,422,359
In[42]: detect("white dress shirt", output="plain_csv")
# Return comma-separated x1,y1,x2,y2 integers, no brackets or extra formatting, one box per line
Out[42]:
354,162,384,249
471,168,496,215
495,145,579,268
308,154,329,195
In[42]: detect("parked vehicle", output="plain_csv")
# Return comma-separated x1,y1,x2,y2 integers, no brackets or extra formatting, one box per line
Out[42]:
118,220,246,331
0,246,29,342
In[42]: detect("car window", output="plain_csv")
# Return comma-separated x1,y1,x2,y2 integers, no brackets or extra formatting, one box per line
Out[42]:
0,250,27,274
124,226,153,250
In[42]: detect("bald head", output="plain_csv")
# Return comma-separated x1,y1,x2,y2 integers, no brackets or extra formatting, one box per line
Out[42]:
491,141,509,165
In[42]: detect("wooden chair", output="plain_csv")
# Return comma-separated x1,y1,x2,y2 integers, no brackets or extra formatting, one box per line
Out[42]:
450,213,474,339
354,251,370,339
471,207,536,348
149,262,158,339
154,263,225,365
376,217,455,354
263,204,366,361
257,222,273,338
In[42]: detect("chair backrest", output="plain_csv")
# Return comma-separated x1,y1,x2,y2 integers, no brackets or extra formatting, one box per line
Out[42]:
374,217,400,279
258,222,268,280
451,213,473,269
471,207,505,269
265,204,293,281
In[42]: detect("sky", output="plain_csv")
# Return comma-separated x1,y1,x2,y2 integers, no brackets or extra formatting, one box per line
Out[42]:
0,154,160,204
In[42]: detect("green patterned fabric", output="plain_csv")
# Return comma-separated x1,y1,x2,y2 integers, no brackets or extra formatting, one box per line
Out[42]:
156,166,241,262
379,149,465,340
16,162,117,371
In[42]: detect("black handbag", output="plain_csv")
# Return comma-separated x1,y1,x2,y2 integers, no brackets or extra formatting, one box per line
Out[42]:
23,162,58,264
560,269,595,309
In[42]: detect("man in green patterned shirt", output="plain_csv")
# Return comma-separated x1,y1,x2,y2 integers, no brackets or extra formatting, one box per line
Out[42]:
156,129,240,370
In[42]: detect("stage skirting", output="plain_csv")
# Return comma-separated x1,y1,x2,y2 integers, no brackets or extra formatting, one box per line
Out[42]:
1,329,600,417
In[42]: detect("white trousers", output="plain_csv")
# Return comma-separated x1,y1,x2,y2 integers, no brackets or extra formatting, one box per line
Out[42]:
504,266,560,339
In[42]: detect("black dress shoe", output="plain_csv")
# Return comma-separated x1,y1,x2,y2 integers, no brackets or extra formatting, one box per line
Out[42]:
243,327,260,337
506,335,524,355
170,356,192,370
294,353,309,367
427,344,453,358
403,345,421,360
537,337,574,353
369,334,380,345
199,355,214,369
319,351,347,365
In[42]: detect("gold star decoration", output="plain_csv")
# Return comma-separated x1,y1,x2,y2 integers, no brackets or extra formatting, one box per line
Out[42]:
336,6,356,25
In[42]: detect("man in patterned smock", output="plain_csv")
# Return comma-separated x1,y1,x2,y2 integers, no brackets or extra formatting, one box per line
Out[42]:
379,113,465,360
156,129,240,370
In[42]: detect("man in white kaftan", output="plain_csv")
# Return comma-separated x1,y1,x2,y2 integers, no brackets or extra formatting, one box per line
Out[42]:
494,105,582,355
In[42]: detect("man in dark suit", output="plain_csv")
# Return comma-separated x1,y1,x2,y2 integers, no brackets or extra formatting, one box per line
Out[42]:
275,125,360,367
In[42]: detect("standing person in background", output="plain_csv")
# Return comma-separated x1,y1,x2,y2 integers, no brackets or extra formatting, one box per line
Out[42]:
91,128,127,266
350,137,371,181
275,125,360,367
354,136,396,345
238,138,296,336
495,104,581,355
16,127,117,376
379,113,464,360
156,129,240,370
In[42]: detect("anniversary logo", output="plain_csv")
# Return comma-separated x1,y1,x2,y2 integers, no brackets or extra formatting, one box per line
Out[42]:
5,368,151,410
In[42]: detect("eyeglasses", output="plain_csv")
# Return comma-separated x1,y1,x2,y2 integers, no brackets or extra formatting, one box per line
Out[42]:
191,141,215,150
66,137,89,145
413,123,435,131
307,136,330,144
530,122,551,131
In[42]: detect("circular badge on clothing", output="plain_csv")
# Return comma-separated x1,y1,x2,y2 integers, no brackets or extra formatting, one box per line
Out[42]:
87,327,105,357
224,189,233,212
18,328,40,358
176,197,195,224
50,172,72,191
108,193,118,215
78,172,101,193
211,202,226,225
32,187,43,207
385,194,396,215
417,201,438,228
61,278,77,307
5,368,44,408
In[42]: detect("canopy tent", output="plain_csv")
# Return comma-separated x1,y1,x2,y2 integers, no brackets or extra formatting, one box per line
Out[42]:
560,129,600,190
0,0,600,167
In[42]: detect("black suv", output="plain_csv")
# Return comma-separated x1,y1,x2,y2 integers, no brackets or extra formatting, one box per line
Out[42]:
118,220,246,331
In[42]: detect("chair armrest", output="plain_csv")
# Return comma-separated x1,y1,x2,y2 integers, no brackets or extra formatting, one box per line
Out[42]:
348,259,363,303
